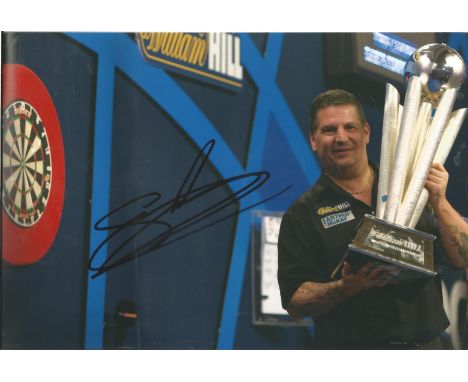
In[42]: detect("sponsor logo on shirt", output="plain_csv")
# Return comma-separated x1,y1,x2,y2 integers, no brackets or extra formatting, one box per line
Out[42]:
317,201,351,216
321,210,355,229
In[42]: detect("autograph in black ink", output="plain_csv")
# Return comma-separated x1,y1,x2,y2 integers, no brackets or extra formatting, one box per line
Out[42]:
89,139,291,278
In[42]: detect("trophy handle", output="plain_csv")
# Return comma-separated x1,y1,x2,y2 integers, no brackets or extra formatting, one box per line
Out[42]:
376,84,400,219
384,76,422,223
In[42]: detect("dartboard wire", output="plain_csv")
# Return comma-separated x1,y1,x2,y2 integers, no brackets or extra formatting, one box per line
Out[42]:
25,181,34,211
24,126,42,163
3,152,21,169
24,164,37,190
23,165,31,191
19,117,26,160
20,169,26,210
32,179,42,202
4,126,21,161
20,167,26,198
4,166,21,196
13,117,23,159
24,138,40,163
23,170,30,211
29,167,41,208
25,158,38,174
25,167,40,201
14,172,22,212
23,167,34,212
24,118,33,142
22,127,28,162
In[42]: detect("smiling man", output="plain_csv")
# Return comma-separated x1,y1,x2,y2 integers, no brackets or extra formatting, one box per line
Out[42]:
309,93,372,205
277,89,468,349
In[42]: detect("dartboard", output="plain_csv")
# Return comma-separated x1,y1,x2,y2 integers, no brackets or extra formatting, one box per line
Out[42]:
2,101,52,227
2,64,65,265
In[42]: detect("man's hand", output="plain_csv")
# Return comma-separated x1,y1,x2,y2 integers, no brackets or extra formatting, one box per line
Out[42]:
425,163,449,211
423,163,468,268
287,261,400,318
341,261,399,297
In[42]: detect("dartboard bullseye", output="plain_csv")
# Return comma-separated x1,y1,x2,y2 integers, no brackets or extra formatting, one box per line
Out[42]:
2,101,53,227
2,64,65,265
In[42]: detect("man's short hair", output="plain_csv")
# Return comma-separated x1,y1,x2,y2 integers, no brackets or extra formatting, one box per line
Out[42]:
309,89,367,134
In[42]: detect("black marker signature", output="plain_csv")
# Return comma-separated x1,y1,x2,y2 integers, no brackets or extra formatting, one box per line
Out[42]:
89,139,291,278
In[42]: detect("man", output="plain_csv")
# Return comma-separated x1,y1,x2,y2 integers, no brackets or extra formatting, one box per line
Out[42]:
277,89,468,349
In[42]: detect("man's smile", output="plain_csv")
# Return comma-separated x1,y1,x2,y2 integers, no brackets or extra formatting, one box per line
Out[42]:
333,147,353,153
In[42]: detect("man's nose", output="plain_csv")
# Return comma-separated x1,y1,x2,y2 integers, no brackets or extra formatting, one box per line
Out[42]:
335,127,349,142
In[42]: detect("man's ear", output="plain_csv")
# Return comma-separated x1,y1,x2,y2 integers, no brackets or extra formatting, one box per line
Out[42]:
309,131,317,151
364,123,370,144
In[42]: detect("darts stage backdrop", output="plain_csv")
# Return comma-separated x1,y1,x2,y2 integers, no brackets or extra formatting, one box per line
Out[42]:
2,32,468,349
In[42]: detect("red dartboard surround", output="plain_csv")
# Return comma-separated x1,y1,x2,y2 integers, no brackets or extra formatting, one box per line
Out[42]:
2,64,65,265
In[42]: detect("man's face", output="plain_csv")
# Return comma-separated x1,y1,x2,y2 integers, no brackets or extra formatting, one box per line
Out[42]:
309,104,370,172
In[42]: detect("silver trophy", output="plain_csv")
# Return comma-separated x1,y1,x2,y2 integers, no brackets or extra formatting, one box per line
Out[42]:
345,43,467,278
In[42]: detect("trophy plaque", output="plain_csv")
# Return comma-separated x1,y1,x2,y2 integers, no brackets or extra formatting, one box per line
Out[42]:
335,43,467,280
331,214,437,280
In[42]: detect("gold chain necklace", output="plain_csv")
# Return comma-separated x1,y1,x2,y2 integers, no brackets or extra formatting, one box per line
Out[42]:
348,167,374,194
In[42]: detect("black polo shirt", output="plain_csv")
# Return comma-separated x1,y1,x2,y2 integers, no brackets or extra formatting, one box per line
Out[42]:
277,165,449,349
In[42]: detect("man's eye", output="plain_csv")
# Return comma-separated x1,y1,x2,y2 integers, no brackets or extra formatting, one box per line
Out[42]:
322,128,335,135
346,125,357,130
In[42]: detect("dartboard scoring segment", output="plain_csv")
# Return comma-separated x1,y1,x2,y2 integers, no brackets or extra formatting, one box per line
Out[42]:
2,101,52,227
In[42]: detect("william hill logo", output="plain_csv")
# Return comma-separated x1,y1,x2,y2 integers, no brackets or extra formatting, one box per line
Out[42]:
137,33,243,91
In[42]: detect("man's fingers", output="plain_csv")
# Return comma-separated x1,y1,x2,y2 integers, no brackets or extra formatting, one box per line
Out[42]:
428,163,448,181
427,173,446,182
342,261,400,290
432,162,445,171
427,173,443,181
342,261,352,276
376,264,400,276
367,267,389,280
375,274,394,287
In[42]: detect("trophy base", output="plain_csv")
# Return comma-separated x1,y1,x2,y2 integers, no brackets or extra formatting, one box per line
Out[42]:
331,214,437,280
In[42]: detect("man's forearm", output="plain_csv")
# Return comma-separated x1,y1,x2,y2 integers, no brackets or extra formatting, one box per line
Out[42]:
287,279,350,318
286,262,393,319
433,199,468,268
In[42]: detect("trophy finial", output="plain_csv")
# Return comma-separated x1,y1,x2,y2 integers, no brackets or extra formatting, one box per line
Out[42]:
404,43,466,106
